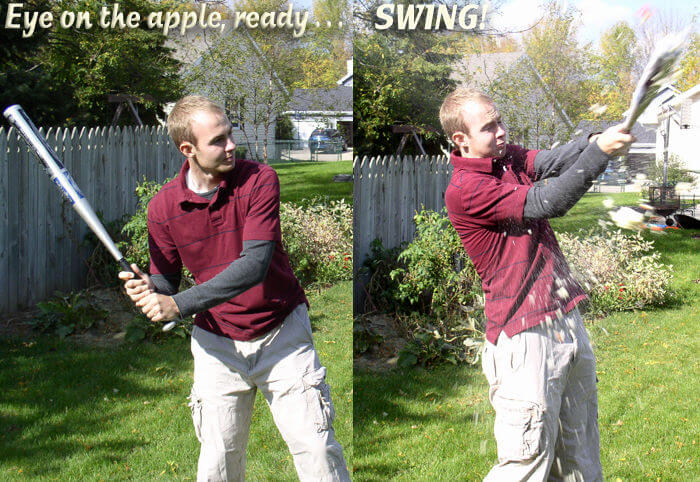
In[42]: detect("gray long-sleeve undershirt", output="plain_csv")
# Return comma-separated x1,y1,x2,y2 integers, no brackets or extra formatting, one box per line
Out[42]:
151,239,275,319
524,139,611,220
531,136,590,180
149,186,275,318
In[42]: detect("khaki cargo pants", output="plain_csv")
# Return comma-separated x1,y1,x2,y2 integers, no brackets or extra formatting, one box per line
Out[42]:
188,304,350,482
482,309,603,481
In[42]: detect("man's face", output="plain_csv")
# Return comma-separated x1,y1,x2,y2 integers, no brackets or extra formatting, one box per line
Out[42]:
182,110,236,176
453,100,507,159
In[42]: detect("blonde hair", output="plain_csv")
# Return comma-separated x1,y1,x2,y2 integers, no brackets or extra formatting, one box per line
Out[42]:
439,88,495,140
167,95,227,146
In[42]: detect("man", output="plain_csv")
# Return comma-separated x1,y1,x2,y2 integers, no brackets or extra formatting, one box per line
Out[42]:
440,88,635,480
119,95,349,482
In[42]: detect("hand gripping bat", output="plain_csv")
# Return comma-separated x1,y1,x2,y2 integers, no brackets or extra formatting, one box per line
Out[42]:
3,104,176,331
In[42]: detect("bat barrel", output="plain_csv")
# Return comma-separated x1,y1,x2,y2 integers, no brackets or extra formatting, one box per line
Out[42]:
3,104,127,265
5,104,177,333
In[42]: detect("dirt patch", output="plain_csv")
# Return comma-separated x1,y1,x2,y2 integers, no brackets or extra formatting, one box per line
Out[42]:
354,314,408,372
0,287,139,346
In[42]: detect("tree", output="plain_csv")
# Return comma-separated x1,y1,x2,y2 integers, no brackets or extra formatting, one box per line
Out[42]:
239,0,351,90
353,0,488,155
1,0,184,126
677,32,700,93
185,26,291,163
587,21,639,119
485,3,595,149
635,7,693,78
521,2,594,129
354,31,457,156
0,0,67,124
304,0,352,87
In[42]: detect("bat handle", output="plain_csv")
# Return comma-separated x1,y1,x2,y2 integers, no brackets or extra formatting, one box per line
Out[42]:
118,257,178,332
119,258,132,274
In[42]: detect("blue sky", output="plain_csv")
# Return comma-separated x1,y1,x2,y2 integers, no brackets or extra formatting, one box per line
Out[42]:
489,0,698,45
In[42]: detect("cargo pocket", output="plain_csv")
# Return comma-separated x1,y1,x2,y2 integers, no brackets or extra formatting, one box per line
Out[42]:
492,397,544,462
302,367,335,433
188,390,204,443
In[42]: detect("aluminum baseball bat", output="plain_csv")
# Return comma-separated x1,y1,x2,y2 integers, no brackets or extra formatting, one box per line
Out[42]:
623,28,688,131
3,104,176,331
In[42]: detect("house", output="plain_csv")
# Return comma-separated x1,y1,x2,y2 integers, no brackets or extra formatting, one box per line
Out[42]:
640,83,700,192
283,59,353,144
574,120,657,177
164,26,288,161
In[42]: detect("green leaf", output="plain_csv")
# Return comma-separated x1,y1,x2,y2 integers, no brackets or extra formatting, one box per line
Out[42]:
397,351,418,368
56,324,74,339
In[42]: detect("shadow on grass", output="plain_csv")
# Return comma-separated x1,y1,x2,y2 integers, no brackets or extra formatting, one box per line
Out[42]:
0,336,192,477
353,363,488,480
309,312,323,332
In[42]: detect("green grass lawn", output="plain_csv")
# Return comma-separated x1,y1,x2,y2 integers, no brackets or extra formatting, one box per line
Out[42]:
0,281,352,481
354,192,699,480
274,161,353,205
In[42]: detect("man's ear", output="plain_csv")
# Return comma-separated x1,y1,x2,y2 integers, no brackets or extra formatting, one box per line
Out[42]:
451,131,468,150
179,141,195,158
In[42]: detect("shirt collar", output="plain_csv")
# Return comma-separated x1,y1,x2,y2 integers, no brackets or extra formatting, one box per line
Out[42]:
450,149,500,173
176,159,234,206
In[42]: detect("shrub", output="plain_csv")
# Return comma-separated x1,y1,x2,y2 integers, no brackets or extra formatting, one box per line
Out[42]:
32,290,107,338
360,239,406,313
360,210,674,367
120,178,169,272
647,154,695,186
82,213,129,287
396,313,485,368
389,208,482,319
120,178,195,289
557,228,673,315
279,197,353,286
275,115,294,140
235,146,248,160
125,313,191,343
352,316,384,356
360,208,485,366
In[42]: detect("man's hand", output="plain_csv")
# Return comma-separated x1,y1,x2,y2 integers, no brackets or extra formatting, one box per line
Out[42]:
136,293,180,322
119,264,156,305
595,124,636,157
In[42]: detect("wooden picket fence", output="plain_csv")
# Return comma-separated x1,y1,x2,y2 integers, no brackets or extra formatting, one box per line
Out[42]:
0,125,183,313
353,154,453,313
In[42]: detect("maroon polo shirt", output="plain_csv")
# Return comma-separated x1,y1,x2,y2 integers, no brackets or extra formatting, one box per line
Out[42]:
147,159,307,341
444,145,586,344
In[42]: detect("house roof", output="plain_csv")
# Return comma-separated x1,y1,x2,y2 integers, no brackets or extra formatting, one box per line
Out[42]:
574,120,656,143
337,72,353,86
337,58,353,86
286,86,352,113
